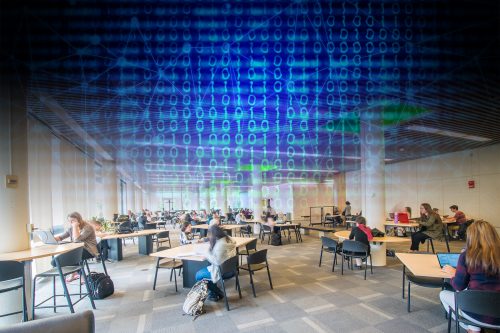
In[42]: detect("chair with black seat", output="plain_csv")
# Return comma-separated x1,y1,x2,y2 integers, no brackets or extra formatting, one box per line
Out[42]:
239,222,252,237
319,236,340,272
0,310,95,333
340,240,373,280
238,249,273,297
259,224,272,244
0,261,27,322
425,224,451,253
152,247,183,292
217,256,242,311
238,238,257,265
155,231,172,250
447,290,500,333
32,247,95,319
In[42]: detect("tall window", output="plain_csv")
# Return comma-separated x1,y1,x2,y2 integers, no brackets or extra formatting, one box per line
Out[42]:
120,179,127,214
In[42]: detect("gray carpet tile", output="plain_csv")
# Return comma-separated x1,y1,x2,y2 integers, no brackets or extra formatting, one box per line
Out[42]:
29,225,466,332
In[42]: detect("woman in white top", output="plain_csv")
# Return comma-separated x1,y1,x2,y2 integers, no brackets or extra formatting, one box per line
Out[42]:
195,225,236,301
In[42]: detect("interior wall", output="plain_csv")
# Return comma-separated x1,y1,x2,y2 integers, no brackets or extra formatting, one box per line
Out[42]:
292,183,334,221
346,143,500,230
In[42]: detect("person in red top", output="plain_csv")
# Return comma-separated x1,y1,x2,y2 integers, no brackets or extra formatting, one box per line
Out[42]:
440,220,500,332
348,216,373,267
445,205,467,239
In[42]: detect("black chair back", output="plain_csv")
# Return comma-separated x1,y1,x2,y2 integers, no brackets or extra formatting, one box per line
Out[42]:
262,224,272,232
246,239,258,252
247,249,268,265
0,261,24,282
321,236,338,249
157,246,169,252
157,231,169,239
455,290,500,318
53,248,84,267
341,240,368,254
219,256,239,276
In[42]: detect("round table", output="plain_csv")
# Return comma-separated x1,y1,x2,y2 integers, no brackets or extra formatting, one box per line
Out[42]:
334,230,410,266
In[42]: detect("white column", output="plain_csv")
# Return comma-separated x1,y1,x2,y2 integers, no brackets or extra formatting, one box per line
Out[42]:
222,185,229,215
102,161,119,220
360,110,387,266
250,168,263,234
0,77,31,324
196,186,201,211
204,182,211,211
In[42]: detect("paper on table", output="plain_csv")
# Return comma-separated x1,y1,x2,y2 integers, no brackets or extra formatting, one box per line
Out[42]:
194,243,209,255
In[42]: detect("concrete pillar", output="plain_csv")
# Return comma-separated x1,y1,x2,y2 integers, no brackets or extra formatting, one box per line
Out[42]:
204,182,211,211
360,110,387,266
0,76,31,324
250,168,263,234
222,185,229,215
102,161,119,220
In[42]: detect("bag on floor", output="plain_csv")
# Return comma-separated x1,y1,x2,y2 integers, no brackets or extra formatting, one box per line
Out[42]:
183,279,209,319
271,232,282,246
88,272,114,299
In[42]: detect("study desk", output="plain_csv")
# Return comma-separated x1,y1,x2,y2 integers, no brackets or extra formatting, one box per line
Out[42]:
0,242,84,321
334,230,410,266
274,223,302,243
191,223,244,236
101,229,159,261
151,237,256,288
383,221,420,236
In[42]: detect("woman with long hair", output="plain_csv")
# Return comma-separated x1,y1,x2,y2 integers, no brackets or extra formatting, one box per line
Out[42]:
55,212,98,281
440,220,500,332
409,203,443,251
195,225,236,301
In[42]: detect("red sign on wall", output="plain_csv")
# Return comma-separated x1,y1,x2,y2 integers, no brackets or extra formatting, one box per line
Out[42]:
468,180,475,189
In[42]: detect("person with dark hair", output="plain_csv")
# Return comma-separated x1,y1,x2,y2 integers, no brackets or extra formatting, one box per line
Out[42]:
195,225,236,301
180,221,195,245
409,203,443,251
439,220,500,332
445,205,468,240
55,212,98,281
348,216,373,266
341,201,352,225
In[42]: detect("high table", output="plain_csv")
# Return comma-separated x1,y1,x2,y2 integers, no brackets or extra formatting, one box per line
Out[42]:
101,229,159,261
150,237,256,288
334,230,410,266
0,242,84,322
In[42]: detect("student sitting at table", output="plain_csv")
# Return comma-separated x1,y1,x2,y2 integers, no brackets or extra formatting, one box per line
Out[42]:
180,221,195,245
440,220,500,333
445,205,468,240
89,220,111,262
195,225,236,301
348,216,373,267
55,212,99,281
409,203,443,252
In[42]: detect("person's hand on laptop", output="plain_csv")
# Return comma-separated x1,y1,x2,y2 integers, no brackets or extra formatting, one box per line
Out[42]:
442,265,456,277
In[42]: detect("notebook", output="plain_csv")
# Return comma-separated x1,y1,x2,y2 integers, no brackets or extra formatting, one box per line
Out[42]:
437,252,461,268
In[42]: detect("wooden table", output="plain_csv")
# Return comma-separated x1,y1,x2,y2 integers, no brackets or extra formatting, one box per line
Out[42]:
102,230,159,261
274,223,302,243
335,230,410,266
0,242,83,262
395,252,453,279
383,221,420,236
191,224,244,236
151,237,256,288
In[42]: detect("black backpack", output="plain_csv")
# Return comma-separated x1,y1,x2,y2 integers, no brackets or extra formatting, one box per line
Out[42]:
87,272,114,299
271,232,282,246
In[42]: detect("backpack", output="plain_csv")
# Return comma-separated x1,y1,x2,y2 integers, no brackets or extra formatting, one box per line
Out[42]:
271,232,282,246
183,279,209,319
87,272,114,299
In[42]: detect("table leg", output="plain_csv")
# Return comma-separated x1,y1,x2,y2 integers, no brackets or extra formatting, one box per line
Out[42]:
182,260,209,289
108,238,123,261
138,235,153,255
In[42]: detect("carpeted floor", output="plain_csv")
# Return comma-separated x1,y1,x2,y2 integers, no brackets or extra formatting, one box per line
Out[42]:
32,226,466,333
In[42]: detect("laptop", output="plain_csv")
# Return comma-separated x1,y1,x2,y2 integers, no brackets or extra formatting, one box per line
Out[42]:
33,230,70,245
397,213,409,223
437,252,461,268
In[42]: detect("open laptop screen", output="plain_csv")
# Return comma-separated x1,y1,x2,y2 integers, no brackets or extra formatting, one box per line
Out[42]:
437,252,461,268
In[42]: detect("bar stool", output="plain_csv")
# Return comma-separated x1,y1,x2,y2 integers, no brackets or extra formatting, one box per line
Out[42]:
0,261,27,322
32,247,95,319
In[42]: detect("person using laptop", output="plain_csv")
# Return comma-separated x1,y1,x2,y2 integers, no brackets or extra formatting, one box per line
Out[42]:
55,212,99,282
439,220,500,333
409,203,444,251
445,205,468,240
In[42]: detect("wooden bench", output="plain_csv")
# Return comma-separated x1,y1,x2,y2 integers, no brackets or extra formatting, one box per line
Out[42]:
300,225,336,237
